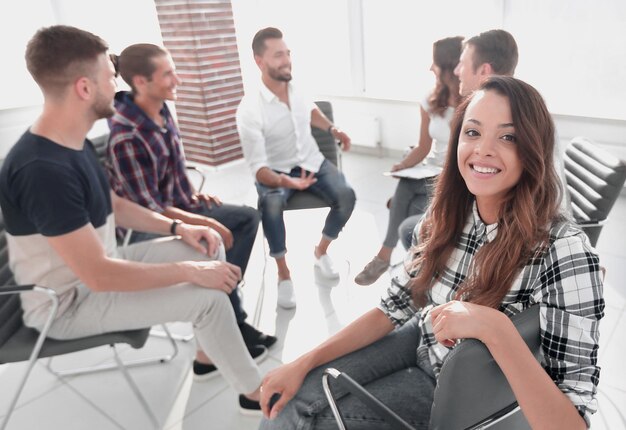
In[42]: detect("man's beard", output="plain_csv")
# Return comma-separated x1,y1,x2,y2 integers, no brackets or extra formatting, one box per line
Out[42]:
268,67,292,82
93,93,115,119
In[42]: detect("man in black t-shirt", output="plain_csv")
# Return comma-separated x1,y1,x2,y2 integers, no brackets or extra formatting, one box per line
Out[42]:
0,25,263,414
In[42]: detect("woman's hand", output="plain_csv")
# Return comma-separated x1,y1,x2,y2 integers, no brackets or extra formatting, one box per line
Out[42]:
390,157,416,172
260,360,309,419
430,301,505,347
390,161,406,172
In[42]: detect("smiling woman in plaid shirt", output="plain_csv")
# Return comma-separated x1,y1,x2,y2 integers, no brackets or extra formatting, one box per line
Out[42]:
257,77,603,430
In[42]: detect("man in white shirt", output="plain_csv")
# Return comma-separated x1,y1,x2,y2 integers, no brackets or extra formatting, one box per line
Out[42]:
236,27,356,309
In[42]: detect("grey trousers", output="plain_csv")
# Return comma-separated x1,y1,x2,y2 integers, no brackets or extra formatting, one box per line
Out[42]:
260,317,435,430
383,177,433,248
45,237,262,394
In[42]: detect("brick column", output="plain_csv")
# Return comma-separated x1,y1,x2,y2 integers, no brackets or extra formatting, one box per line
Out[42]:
155,0,244,166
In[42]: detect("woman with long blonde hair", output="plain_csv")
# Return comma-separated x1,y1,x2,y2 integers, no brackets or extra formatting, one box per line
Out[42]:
259,77,603,430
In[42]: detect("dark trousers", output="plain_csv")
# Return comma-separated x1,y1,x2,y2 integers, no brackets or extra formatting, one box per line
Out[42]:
129,202,260,324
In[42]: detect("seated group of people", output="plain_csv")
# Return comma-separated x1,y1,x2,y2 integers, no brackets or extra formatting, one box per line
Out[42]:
0,23,603,429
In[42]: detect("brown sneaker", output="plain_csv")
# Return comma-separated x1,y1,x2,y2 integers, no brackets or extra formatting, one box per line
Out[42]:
354,256,389,286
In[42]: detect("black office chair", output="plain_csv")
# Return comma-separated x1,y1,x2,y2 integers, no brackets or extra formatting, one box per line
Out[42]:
0,209,177,429
564,136,626,247
281,101,341,210
323,305,541,430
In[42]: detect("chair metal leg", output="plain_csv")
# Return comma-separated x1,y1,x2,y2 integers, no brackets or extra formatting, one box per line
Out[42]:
111,344,159,429
322,369,348,430
46,324,179,377
323,368,416,430
150,327,194,343
1,287,59,430
252,237,269,327
121,229,133,247
466,403,522,430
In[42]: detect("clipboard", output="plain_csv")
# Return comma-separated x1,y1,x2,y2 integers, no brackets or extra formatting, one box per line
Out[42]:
383,165,442,180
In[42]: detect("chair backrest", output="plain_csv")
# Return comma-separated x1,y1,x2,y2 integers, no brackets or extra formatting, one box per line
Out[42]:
89,133,110,167
311,101,338,167
429,305,541,430
0,209,23,350
564,136,626,247
282,101,339,211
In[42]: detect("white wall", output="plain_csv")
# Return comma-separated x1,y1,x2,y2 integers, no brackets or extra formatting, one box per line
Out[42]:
0,106,41,156
2,0,625,161
0,0,164,159
230,0,626,157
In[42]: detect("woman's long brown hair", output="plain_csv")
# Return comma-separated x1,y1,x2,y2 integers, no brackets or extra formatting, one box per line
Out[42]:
410,77,562,308
428,36,463,116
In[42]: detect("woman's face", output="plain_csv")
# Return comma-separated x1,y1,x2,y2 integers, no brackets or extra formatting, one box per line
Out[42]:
457,89,523,220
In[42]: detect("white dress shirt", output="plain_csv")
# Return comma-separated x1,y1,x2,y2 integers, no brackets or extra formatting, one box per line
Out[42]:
236,82,325,175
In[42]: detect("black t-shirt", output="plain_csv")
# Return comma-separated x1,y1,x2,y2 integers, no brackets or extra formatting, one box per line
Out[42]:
0,130,112,237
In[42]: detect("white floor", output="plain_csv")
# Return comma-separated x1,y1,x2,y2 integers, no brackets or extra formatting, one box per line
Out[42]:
1,151,625,430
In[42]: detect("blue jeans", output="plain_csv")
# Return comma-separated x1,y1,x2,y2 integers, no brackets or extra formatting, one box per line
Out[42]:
383,177,435,248
129,202,260,325
259,317,435,430
399,214,421,250
256,160,356,258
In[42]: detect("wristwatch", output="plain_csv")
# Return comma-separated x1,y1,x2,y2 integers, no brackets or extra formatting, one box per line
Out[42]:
170,219,182,235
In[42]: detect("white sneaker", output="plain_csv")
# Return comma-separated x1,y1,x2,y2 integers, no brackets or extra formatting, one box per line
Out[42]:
277,279,296,309
314,254,340,279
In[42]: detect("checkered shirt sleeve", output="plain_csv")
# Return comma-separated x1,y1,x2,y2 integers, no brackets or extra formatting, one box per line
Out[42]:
532,225,603,425
107,131,166,213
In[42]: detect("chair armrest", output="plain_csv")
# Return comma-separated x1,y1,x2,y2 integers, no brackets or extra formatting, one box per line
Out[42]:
186,166,206,192
321,306,541,430
0,284,60,316
0,284,37,294
430,305,541,430
576,219,606,228
0,285,60,365
322,368,416,430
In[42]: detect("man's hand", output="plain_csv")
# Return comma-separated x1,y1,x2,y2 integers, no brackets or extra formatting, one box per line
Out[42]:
260,360,309,420
177,223,222,257
205,218,234,250
184,260,242,293
332,128,351,152
279,170,317,190
192,193,222,209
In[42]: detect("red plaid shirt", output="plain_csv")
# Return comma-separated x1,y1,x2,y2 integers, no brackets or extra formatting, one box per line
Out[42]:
106,91,200,214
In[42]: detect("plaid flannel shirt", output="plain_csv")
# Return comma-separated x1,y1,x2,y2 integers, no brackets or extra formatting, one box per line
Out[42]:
106,91,200,214
378,202,604,425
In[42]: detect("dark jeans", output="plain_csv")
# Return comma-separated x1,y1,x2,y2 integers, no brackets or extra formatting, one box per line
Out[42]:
255,160,356,258
129,202,260,325
399,214,421,250
260,317,435,430
384,177,435,248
